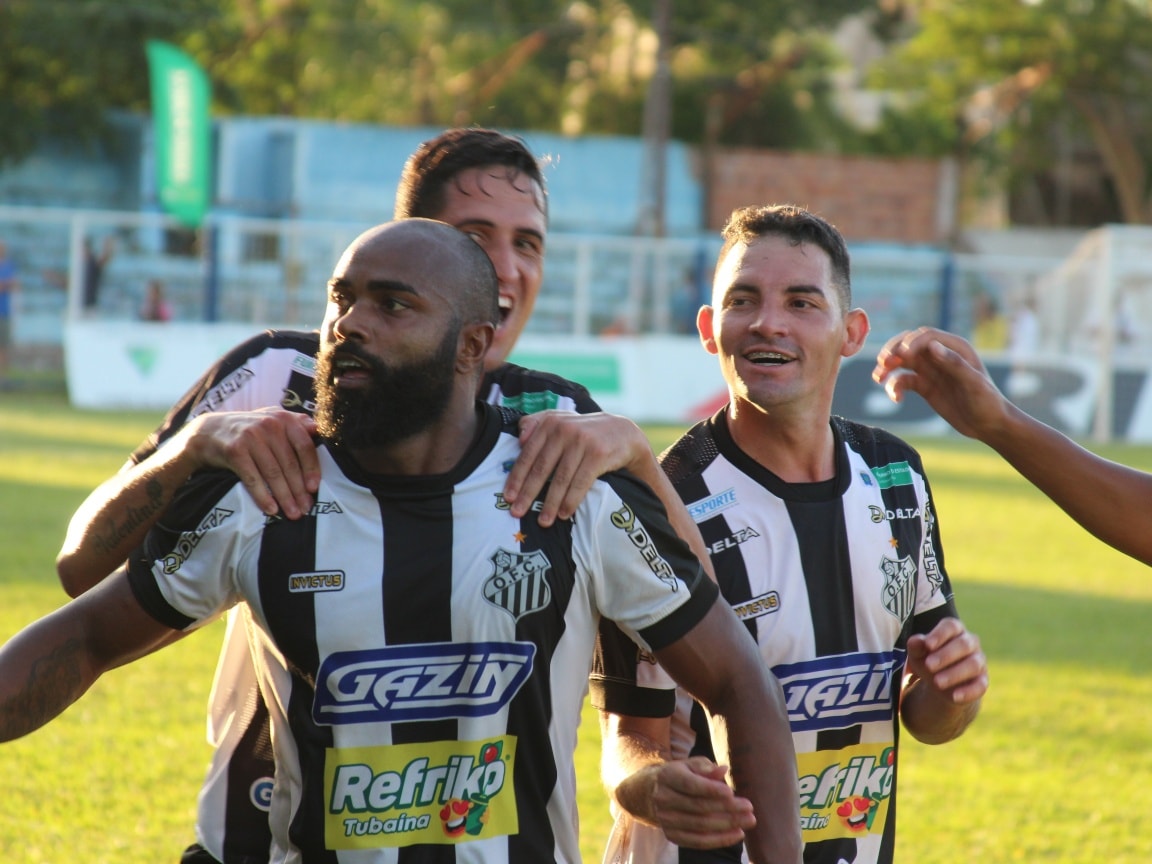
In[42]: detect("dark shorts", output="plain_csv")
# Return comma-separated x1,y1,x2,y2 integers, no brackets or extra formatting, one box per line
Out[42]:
181,842,271,864
180,845,222,864
0,316,10,349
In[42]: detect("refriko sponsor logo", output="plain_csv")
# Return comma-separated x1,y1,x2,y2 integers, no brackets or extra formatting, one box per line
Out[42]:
796,742,895,842
313,642,535,725
325,738,517,849
772,650,906,733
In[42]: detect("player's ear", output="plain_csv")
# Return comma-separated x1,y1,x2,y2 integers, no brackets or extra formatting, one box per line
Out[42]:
457,321,494,374
698,306,719,356
841,308,870,358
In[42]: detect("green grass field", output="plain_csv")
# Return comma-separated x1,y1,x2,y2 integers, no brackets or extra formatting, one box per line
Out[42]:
2,391,1152,862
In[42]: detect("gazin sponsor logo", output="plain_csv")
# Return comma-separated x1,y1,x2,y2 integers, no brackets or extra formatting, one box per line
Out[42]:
313,642,535,724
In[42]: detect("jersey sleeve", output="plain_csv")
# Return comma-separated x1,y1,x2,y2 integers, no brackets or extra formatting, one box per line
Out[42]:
128,329,319,464
910,470,959,633
484,362,602,414
125,469,259,630
577,470,718,652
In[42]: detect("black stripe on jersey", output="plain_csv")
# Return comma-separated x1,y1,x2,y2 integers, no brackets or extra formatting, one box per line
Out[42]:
589,619,677,717
375,490,457,864
256,511,337,864
503,485,574,861
221,684,275,864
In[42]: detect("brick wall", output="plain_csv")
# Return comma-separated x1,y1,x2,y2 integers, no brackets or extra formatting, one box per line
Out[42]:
704,148,954,244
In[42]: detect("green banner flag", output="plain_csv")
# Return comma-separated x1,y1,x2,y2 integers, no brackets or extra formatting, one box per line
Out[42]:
146,40,212,227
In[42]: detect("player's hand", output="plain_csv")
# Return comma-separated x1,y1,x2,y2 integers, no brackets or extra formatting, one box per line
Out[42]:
904,617,988,706
502,411,649,527
618,757,755,849
872,327,1010,439
185,409,320,519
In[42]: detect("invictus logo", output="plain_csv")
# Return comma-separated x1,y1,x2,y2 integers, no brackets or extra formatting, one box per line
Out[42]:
313,642,535,725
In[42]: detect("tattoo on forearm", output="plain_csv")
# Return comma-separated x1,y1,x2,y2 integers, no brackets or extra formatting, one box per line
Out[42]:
92,478,167,555
0,639,85,740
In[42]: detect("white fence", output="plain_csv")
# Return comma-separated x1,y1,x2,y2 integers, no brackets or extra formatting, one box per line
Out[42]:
4,206,1152,440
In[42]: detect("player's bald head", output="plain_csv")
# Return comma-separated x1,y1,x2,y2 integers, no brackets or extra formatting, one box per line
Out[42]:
339,219,499,327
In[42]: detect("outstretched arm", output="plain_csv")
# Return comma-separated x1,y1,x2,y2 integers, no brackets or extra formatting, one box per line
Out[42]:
655,599,801,864
57,409,319,596
0,570,174,741
873,327,1152,566
503,411,714,575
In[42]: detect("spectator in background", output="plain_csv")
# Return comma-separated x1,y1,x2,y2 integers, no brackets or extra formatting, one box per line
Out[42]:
969,292,1007,353
0,240,19,383
139,279,173,322
82,236,115,313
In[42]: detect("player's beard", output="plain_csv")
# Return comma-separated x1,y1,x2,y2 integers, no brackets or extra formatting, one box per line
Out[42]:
314,328,460,450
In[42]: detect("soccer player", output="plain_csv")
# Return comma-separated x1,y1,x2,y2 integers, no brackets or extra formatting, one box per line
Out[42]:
594,205,988,863
55,128,712,864
0,219,801,863
874,325,1152,567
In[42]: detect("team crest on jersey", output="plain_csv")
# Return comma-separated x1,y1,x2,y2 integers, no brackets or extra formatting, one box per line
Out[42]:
879,554,917,621
483,548,552,621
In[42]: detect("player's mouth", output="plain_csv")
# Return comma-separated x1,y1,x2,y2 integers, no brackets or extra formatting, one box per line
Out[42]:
745,349,795,366
498,294,513,326
330,352,373,386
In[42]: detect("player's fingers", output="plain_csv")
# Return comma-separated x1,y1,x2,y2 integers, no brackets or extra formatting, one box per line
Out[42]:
503,415,552,506
506,435,569,520
283,415,322,500
949,669,990,704
229,450,279,516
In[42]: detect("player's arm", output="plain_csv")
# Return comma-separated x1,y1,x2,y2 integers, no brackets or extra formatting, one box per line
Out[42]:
655,599,802,864
899,616,987,745
57,408,319,597
874,327,1152,566
602,710,755,850
503,410,714,575
0,569,174,741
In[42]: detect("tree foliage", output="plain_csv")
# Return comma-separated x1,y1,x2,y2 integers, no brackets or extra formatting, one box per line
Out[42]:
875,0,1152,224
0,0,882,168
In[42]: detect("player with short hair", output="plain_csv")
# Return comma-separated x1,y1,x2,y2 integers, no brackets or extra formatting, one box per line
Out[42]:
56,127,711,864
4,219,800,863
595,204,988,864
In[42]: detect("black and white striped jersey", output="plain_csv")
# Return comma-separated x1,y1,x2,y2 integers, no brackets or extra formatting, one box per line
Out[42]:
595,411,958,864
128,403,714,863
128,329,601,863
